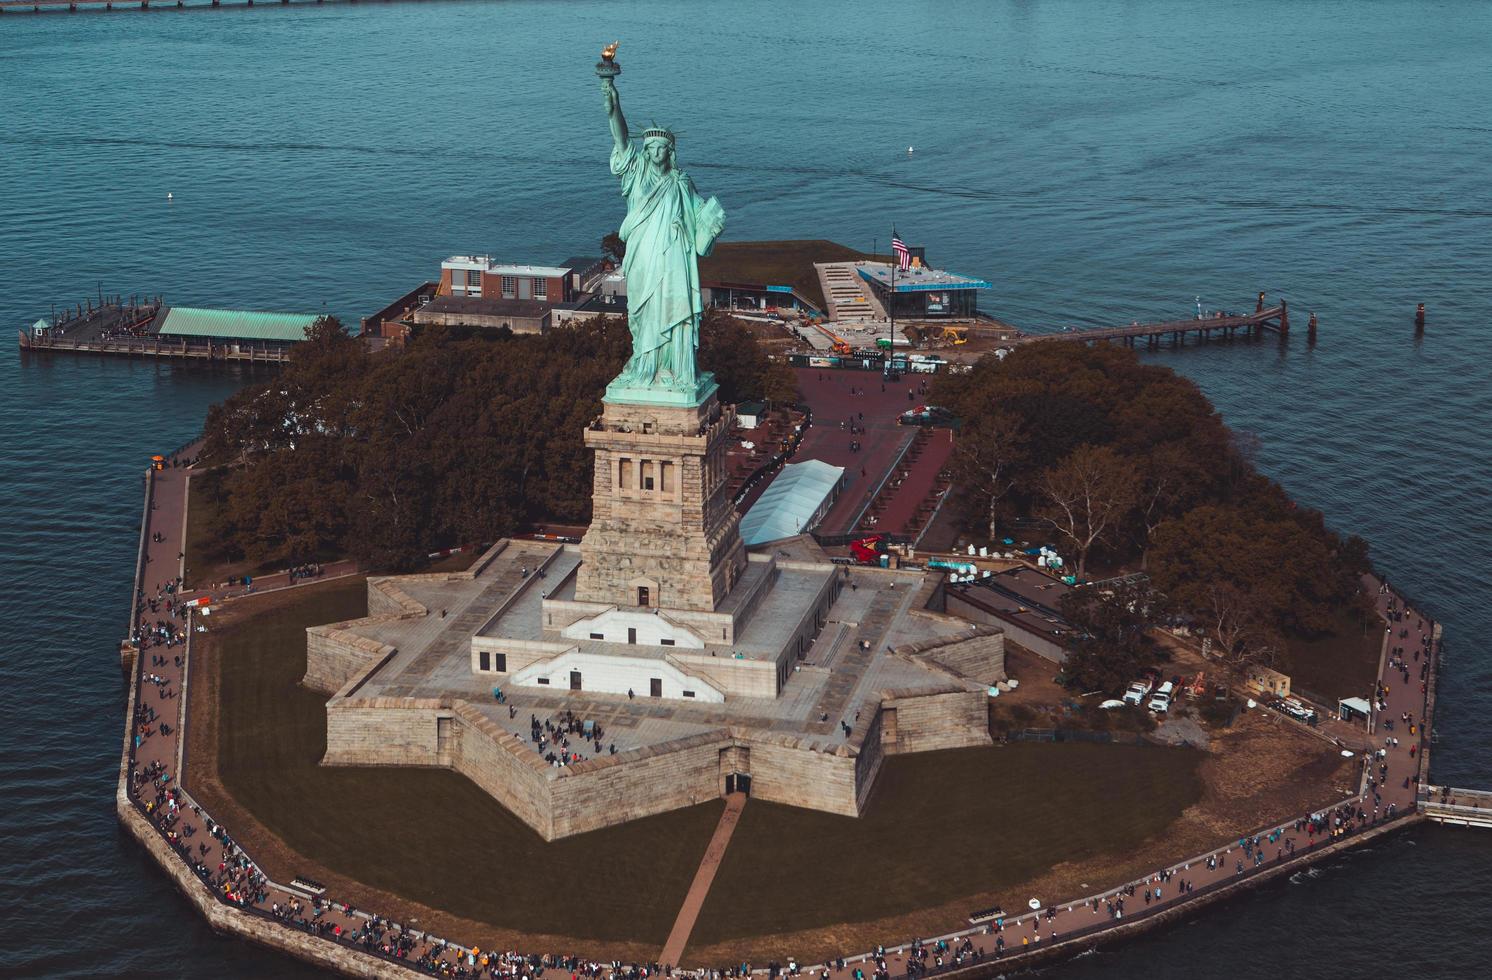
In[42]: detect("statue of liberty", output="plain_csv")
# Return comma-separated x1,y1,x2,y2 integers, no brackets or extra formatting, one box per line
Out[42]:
598,45,726,403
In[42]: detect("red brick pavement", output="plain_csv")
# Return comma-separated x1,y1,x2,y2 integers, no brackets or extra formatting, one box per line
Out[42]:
791,368,932,535
855,428,954,538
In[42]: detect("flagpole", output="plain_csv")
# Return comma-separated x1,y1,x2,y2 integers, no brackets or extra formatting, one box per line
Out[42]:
887,228,896,380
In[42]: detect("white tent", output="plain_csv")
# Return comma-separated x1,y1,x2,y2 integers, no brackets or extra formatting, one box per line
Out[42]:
740,459,845,546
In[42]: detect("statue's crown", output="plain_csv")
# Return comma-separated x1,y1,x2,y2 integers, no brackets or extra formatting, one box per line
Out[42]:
641,127,676,146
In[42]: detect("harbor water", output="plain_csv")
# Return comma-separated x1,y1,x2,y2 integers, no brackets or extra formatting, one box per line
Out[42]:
1,1,1489,975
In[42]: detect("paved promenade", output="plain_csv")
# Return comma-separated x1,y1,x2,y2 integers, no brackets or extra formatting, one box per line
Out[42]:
791,368,927,535
122,456,525,975
120,450,1438,977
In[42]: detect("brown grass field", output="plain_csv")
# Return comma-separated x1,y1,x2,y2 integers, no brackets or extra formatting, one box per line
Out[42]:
186,577,1347,966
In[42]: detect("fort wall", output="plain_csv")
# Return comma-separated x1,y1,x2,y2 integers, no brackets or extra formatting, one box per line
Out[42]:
748,735,862,816
883,689,992,754
550,732,728,837
323,699,446,768
304,623,395,696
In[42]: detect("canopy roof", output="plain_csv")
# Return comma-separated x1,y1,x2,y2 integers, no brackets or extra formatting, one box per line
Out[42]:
157,307,319,342
740,459,844,547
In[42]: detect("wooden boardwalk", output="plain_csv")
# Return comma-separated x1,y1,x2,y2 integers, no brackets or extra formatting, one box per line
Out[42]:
0,0,357,10
20,332,293,364
1017,302,1295,348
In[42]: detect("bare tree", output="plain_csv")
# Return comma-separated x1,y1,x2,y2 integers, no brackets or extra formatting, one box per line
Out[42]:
1039,444,1139,577
1203,581,1278,669
1135,443,1203,568
953,415,1026,543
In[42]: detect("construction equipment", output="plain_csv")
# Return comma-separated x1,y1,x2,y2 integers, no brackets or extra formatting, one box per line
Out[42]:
810,321,853,355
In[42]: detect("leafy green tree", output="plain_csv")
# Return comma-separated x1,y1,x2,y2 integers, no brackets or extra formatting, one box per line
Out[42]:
698,310,797,406
194,312,786,573
601,231,625,264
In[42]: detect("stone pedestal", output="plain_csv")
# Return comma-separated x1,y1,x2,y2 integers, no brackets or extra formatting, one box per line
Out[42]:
575,382,747,613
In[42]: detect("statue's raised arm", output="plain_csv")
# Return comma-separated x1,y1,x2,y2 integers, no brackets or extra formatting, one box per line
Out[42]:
598,42,627,152
603,79,628,151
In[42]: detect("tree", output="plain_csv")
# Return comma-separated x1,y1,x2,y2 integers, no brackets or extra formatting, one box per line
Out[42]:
698,310,794,406
950,412,1027,543
1148,503,1344,646
1200,581,1280,668
601,231,625,264
189,311,790,574
1132,441,1213,567
1059,579,1168,693
1038,444,1139,577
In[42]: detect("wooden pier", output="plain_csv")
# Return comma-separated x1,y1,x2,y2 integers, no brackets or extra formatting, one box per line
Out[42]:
19,330,293,363
0,0,366,11
18,296,304,365
1018,298,1295,349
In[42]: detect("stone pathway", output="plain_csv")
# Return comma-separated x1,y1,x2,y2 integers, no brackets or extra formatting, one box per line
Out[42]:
661,792,748,967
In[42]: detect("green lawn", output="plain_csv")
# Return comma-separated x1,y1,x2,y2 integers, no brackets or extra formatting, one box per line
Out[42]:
689,741,1203,946
209,578,720,946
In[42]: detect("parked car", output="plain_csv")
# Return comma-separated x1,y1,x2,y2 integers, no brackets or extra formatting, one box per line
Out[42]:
1277,697,1317,724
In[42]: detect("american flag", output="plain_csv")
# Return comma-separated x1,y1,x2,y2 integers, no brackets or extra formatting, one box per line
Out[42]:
891,233,911,272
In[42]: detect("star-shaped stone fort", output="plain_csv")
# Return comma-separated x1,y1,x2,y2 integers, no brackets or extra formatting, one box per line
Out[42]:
302,388,1005,839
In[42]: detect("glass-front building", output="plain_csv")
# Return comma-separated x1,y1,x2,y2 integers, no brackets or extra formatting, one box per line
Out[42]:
857,262,990,318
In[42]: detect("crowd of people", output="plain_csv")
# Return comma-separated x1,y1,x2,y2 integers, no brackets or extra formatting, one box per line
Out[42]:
529,710,615,765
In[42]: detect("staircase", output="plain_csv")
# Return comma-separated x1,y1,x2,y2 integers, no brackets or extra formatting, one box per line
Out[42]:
814,263,885,322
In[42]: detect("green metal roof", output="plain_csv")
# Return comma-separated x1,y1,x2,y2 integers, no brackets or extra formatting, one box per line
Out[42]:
157,306,318,342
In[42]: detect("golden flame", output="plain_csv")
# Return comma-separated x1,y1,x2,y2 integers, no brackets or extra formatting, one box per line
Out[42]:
601,41,619,61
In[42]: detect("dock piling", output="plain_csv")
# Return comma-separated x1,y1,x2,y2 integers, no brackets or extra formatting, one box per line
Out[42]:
1307,312,1317,343
1415,303,1426,330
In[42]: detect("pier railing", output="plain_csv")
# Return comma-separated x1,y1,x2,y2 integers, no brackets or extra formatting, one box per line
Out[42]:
21,332,291,364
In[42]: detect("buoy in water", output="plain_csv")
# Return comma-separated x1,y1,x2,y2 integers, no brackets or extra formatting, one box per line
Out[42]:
907,145,914,154
166,192,173,201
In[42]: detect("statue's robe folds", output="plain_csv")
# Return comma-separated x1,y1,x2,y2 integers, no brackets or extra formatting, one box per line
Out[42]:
610,141,720,391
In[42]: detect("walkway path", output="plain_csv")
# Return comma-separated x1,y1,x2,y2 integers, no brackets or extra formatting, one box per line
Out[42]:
791,368,926,535
121,454,547,975
661,792,748,967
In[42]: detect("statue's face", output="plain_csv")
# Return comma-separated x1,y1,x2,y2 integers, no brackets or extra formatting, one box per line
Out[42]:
644,139,672,170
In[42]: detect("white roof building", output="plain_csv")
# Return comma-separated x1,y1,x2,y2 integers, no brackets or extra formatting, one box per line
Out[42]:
740,459,845,547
